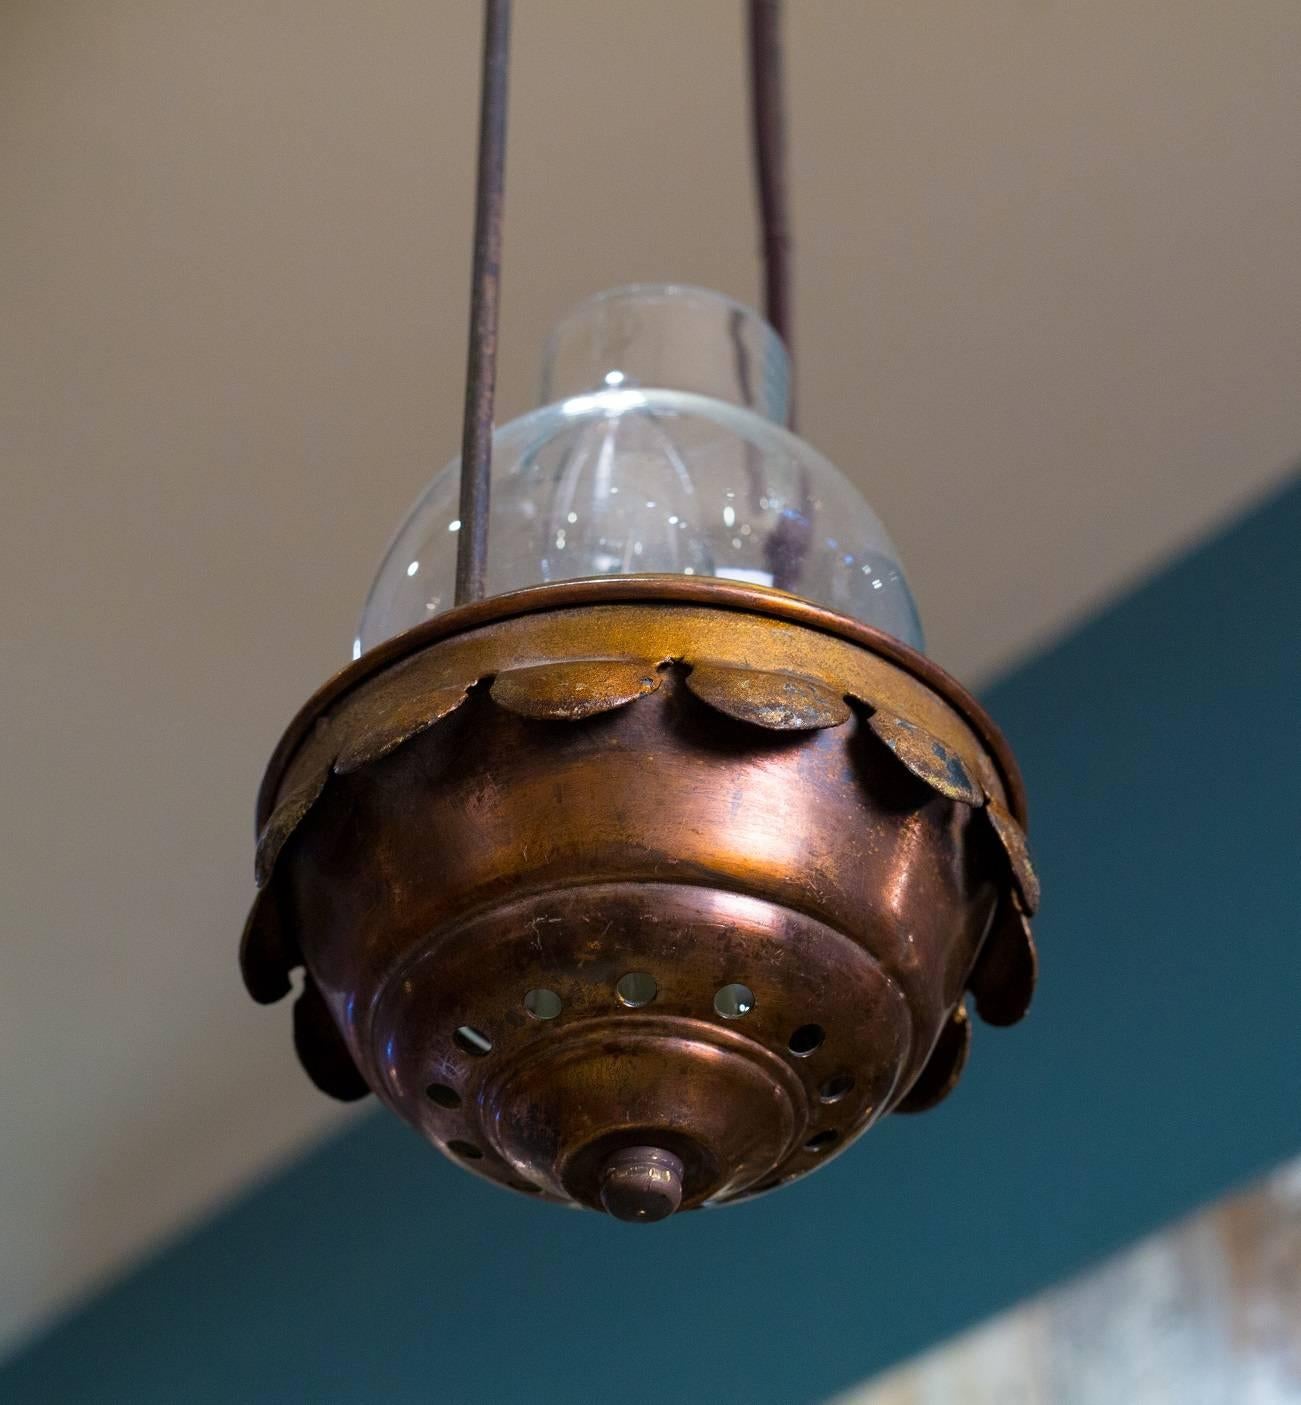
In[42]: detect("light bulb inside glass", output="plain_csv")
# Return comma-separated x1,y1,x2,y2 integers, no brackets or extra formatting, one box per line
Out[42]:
357,285,923,655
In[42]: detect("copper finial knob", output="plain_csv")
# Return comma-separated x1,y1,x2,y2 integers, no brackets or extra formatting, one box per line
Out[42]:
599,1146,685,1222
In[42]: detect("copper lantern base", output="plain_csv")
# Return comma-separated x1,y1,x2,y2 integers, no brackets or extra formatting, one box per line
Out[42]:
242,577,1038,1218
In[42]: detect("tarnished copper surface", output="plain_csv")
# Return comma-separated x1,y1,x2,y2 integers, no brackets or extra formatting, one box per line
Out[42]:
867,709,984,807
490,658,662,720
253,770,327,889
243,575,1036,1214
240,884,298,1005
293,977,370,1102
362,881,909,1208
255,576,1026,827
986,799,1041,915
334,676,473,775
968,893,1038,1027
894,1005,972,1115
601,1146,685,1222
686,661,851,730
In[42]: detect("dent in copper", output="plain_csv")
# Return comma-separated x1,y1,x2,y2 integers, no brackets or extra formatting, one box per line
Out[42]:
243,576,1036,1214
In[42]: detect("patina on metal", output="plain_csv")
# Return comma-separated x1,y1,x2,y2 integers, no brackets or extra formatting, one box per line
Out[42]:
242,575,1038,1217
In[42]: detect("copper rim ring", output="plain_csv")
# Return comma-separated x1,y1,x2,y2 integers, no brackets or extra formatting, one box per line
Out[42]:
257,575,1025,828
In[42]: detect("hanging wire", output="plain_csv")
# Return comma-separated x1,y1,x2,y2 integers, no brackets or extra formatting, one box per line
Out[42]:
454,0,512,606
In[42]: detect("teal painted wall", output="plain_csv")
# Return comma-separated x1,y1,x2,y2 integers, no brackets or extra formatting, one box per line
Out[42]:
5,478,1299,1404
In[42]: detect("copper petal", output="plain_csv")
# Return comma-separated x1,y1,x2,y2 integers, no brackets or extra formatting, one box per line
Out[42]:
971,748,1006,805
986,800,1041,914
254,769,328,888
686,662,851,731
239,884,300,1005
293,978,370,1102
334,681,473,775
867,709,984,806
968,893,1038,1026
894,1005,972,1114
490,659,662,720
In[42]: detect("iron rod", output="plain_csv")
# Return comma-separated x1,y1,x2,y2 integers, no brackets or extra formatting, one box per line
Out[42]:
454,0,512,606
747,0,809,590
746,0,793,362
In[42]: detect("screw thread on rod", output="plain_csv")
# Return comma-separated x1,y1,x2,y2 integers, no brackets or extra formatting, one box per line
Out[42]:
454,0,512,607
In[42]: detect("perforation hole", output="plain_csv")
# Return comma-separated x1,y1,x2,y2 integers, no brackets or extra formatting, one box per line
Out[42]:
454,1025,493,1056
425,1083,461,1109
447,1139,483,1160
819,1072,855,1104
508,1180,542,1194
615,972,657,1008
788,1023,825,1057
523,988,563,1021
804,1129,839,1154
713,983,756,1020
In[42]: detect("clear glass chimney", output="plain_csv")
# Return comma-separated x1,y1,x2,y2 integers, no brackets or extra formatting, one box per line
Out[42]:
357,284,923,655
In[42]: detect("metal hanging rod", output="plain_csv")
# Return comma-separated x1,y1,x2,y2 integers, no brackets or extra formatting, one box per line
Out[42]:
454,0,792,603
746,0,793,358
454,0,512,606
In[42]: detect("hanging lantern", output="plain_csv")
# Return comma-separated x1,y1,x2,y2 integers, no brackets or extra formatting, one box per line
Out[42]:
241,0,1038,1222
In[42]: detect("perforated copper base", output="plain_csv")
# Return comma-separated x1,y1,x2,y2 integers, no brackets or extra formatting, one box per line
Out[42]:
243,577,1038,1215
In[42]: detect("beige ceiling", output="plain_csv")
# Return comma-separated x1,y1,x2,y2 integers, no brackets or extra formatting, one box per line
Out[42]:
2,0,1299,1355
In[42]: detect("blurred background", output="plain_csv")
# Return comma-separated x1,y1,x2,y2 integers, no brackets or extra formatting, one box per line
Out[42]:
2,2,1299,1400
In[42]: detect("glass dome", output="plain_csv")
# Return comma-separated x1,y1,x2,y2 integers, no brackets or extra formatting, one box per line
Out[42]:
357,285,923,656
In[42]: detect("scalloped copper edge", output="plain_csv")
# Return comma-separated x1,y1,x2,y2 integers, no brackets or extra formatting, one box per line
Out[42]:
986,800,1041,915
250,649,1015,933
257,577,1027,830
971,749,1004,804
239,882,300,1005
293,978,369,1101
254,769,328,889
686,661,851,731
893,1004,972,1114
334,680,474,775
490,658,663,720
865,708,984,807
968,891,1037,1027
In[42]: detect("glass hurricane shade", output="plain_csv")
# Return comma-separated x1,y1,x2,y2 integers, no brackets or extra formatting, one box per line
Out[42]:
357,285,923,657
